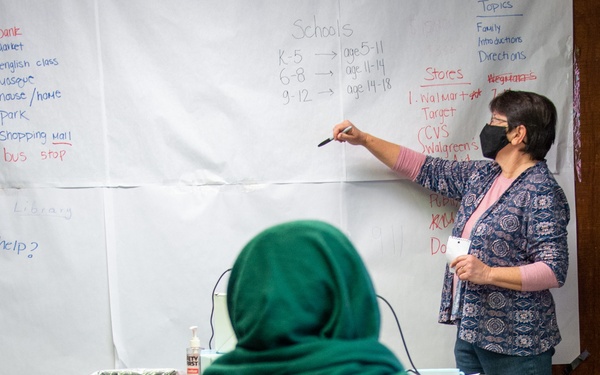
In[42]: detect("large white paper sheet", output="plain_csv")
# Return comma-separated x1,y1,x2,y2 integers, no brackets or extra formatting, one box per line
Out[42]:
0,187,114,374
0,0,106,187
105,183,343,368
99,0,345,185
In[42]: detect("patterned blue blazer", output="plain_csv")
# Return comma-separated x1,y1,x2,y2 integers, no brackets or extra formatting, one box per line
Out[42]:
416,157,570,356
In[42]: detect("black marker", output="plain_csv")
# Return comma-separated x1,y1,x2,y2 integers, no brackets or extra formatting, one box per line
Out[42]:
317,125,353,147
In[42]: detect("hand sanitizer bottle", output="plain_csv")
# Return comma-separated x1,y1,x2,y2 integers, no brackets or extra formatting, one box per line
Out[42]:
186,326,201,375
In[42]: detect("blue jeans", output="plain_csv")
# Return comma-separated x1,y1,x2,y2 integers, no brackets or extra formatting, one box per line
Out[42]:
454,336,554,375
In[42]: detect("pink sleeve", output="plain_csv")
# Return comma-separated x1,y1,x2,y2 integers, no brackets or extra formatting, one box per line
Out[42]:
520,262,560,291
392,147,426,181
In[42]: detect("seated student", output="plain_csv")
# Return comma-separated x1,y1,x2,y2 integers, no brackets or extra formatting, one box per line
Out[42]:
204,220,406,375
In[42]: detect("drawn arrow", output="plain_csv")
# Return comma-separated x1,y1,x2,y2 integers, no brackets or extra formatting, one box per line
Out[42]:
318,89,335,96
315,51,338,59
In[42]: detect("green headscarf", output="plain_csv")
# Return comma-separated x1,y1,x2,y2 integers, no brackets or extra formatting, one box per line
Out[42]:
204,220,406,375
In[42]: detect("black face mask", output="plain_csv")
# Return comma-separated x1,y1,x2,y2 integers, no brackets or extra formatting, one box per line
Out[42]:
479,124,509,159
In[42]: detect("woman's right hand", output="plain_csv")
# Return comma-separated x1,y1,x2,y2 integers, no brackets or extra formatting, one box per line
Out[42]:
333,120,403,170
333,120,366,146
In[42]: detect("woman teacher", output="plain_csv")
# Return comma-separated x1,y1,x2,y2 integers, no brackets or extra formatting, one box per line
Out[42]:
331,90,569,375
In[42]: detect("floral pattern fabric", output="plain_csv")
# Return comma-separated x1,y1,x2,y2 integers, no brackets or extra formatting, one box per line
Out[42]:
415,157,570,356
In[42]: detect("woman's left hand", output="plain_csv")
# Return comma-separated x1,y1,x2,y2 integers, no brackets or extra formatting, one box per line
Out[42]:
451,255,492,285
